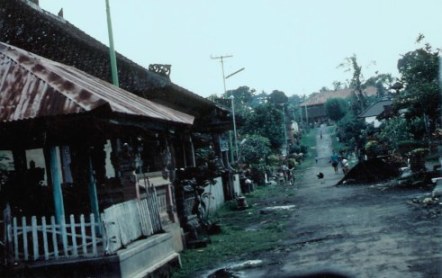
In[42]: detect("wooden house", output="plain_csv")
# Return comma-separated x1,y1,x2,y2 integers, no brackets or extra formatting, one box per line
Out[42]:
0,0,242,276
0,0,240,264
0,41,195,277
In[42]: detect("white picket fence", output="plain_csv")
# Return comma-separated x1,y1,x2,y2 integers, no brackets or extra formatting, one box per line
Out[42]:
5,189,163,263
6,213,104,262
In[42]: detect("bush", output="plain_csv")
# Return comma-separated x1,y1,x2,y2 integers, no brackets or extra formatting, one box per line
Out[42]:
289,143,308,155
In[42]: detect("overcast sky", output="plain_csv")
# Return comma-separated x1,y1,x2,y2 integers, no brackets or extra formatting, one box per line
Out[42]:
39,0,442,97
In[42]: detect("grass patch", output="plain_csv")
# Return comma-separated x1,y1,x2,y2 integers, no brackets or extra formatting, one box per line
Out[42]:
328,125,346,153
171,185,292,277
296,128,317,172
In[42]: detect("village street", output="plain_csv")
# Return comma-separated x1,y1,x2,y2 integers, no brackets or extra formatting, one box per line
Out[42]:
237,126,442,278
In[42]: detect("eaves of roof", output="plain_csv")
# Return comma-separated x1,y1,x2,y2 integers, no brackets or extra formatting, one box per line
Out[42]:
0,42,194,125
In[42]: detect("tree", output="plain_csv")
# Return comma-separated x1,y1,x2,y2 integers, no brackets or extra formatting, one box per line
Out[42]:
364,73,394,97
393,38,440,139
243,103,285,150
224,86,255,105
335,113,368,157
332,81,345,91
239,135,271,163
377,117,413,152
325,98,348,122
222,86,255,128
339,55,367,114
268,90,288,105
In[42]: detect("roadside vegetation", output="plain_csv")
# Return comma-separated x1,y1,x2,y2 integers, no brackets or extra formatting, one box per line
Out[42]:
326,36,440,171
171,184,298,277
176,34,440,277
173,129,316,277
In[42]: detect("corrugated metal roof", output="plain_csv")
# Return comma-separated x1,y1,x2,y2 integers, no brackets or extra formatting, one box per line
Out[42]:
358,99,393,118
0,42,194,125
1,0,219,118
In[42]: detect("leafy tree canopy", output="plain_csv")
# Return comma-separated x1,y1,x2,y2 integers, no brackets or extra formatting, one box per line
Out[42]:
239,134,272,164
243,103,285,150
364,73,394,97
224,86,256,106
393,36,440,138
339,54,367,114
325,98,349,122
268,90,288,105
336,113,367,151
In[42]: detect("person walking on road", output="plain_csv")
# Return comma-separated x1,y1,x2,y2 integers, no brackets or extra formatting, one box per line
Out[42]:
330,151,340,174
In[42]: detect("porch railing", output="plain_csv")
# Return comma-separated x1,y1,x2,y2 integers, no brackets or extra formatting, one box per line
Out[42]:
6,213,104,262
102,190,163,253
4,186,163,263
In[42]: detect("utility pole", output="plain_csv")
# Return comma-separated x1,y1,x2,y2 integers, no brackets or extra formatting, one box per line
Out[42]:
281,105,288,156
211,55,233,94
230,95,239,161
105,0,119,87
211,54,236,162
304,104,309,128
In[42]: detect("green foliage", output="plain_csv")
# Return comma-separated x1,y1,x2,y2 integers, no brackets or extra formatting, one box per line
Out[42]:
172,186,290,277
289,143,308,155
268,90,288,105
266,154,280,167
396,140,428,154
324,98,349,121
377,117,413,152
364,73,394,97
339,54,367,114
295,128,317,170
239,135,271,164
364,140,387,159
243,103,285,150
224,86,256,119
335,113,367,151
393,41,440,139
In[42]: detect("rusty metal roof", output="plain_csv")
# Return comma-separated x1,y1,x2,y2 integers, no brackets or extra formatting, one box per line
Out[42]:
0,42,194,125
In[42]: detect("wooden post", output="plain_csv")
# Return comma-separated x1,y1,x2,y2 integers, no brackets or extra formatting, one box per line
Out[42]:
41,216,49,260
50,216,59,259
47,146,65,225
189,136,196,167
12,148,27,175
87,156,100,221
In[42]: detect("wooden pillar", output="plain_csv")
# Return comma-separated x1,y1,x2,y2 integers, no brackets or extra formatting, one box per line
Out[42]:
181,134,196,167
188,135,196,167
181,137,188,168
87,155,100,220
12,148,27,174
47,146,65,224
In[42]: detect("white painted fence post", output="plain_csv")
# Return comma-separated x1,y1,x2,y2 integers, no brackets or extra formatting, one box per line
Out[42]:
51,216,59,259
42,216,49,260
22,217,28,261
31,216,39,261
80,214,87,255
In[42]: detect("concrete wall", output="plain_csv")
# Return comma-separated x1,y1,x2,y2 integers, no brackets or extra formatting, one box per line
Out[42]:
233,173,241,196
203,176,225,213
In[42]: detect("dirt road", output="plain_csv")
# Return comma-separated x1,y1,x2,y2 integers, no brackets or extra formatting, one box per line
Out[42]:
262,126,442,277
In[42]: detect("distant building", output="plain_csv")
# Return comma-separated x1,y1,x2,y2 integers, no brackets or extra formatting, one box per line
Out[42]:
358,99,393,128
300,87,378,124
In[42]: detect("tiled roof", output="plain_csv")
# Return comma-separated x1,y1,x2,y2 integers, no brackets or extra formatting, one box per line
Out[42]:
301,87,378,106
